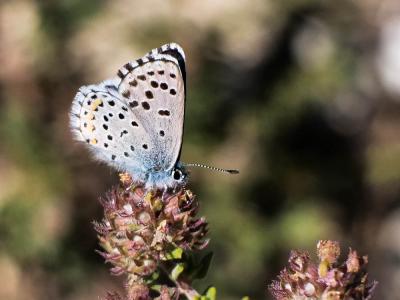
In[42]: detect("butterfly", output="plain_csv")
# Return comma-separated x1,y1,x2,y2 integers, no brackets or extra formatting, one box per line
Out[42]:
70,43,238,189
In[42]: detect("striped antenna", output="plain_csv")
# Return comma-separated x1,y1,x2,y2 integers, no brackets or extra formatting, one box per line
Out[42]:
184,163,239,174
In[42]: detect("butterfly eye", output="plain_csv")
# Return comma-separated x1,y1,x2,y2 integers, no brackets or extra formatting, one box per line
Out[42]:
173,169,182,181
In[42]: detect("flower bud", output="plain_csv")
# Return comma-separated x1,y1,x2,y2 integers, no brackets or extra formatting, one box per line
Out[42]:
96,174,209,299
317,240,340,265
268,240,377,300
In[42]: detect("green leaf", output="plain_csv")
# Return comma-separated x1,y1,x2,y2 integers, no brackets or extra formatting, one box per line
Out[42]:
165,247,183,260
241,297,250,300
172,247,183,259
145,271,159,284
205,286,217,300
190,252,213,280
171,263,185,280
150,284,162,292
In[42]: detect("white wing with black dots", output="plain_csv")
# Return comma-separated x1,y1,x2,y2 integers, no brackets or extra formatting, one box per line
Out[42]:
70,43,186,185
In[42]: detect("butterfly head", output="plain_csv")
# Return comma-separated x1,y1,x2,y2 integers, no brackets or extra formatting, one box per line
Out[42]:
144,163,188,189
171,166,188,184
170,163,188,186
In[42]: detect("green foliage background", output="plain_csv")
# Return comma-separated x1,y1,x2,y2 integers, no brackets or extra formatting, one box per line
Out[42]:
0,1,399,299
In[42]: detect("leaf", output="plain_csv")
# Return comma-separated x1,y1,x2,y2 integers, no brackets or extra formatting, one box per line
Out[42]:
241,297,250,300
171,247,183,259
190,252,213,280
171,263,185,280
165,247,183,260
145,271,159,284
150,284,162,292
204,286,217,300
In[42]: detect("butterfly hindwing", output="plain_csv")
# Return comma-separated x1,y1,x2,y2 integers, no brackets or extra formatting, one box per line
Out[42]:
70,79,153,175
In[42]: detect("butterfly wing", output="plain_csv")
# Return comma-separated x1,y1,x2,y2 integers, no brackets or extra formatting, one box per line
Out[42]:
70,43,186,183
117,43,186,174
70,78,152,176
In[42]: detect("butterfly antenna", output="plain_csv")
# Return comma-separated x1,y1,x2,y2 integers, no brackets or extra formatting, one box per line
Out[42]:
184,163,239,174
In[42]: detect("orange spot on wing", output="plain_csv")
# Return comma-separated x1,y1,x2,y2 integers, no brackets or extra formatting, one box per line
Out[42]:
91,98,103,110
88,124,95,132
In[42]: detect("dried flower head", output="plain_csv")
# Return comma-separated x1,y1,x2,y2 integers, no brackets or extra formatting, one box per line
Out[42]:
317,240,340,265
95,174,208,299
268,240,377,300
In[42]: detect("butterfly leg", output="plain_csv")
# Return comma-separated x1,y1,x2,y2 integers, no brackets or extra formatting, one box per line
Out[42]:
125,181,134,192
161,184,169,201
119,172,134,191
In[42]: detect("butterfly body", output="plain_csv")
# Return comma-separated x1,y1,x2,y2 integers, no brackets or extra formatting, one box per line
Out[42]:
70,43,188,189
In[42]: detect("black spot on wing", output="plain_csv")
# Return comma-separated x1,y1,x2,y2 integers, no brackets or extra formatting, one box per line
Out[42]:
158,109,170,116
120,129,128,137
159,47,186,87
122,90,130,98
145,91,154,99
142,102,150,110
129,101,139,108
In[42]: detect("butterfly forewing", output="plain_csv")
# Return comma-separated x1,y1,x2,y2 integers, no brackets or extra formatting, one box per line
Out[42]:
118,57,185,173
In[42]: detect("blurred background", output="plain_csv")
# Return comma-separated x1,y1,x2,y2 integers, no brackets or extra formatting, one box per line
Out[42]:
1,0,400,299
